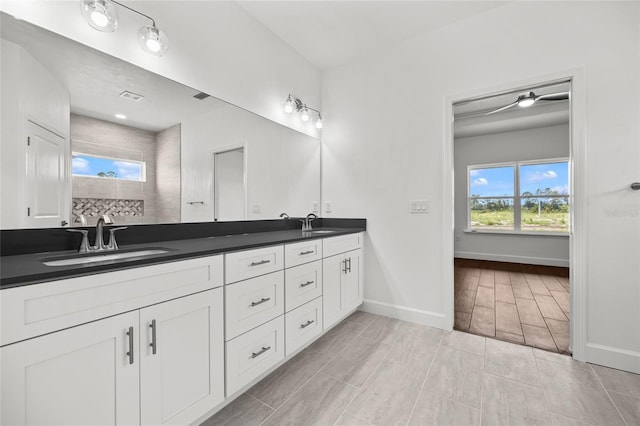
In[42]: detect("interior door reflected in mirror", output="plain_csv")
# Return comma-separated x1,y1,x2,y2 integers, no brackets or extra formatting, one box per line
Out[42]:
214,147,246,221
0,12,320,230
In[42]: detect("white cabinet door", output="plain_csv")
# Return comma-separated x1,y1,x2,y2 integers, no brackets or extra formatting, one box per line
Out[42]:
343,249,363,313
1,311,140,426
140,288,224,425
323,249,363,329
25,120,69,228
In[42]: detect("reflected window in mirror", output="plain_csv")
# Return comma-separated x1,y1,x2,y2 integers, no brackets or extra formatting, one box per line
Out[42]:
72,153,146,182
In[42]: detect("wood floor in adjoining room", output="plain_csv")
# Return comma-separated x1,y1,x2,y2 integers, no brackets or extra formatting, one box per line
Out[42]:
201,312,639,426
454,258,570,353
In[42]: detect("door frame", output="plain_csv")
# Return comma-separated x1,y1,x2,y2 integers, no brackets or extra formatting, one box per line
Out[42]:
442,68,587,361
212,143,247,221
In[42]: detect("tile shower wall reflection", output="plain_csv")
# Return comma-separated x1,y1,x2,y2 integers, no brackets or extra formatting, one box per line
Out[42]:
70,114,180,226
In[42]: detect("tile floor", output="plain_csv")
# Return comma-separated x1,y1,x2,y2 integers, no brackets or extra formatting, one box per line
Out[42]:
201,312,640,426
454,259,570,353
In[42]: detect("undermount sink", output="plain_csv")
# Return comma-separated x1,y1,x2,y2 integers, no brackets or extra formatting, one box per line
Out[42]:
40,248,173,267
307,230,337,234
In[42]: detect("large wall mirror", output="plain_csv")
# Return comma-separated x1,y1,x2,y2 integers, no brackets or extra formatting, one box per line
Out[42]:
0,12,320,230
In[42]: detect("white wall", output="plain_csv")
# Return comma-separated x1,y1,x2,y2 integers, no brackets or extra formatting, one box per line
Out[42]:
0,1,321,138
454,124,570,267
322,2,640,373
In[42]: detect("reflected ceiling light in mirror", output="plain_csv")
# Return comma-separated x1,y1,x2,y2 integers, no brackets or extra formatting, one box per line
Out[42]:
80,0,118,32
80,0,168,57
114,113,127,119
282,94,322,129
517,92,536,107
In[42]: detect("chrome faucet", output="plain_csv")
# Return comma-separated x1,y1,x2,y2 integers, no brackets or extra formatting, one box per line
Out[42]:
280,212,290,219
67,214,127,253
94,214,114,250
300,213,318,232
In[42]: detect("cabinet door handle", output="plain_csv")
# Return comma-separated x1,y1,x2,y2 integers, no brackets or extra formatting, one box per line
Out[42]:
126,326,134,365
250,259,270,267
149,319,157,355
300,319,315,329
342,259,347,274
299,250,314,255
250,297,271,307
300,280,314,288
347,257,352,273
251,346,271,359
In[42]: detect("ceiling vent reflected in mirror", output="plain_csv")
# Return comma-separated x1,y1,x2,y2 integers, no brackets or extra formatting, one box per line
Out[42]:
193,92,211,100
119,90,144,102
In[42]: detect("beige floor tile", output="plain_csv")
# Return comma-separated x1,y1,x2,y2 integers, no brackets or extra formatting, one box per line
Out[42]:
385,325,442,367
537,359,625,425
466,268,481,277
495,284,515,304
441,330,485,356
249,349,333,409
469,306,495,337
608,391,640,425
532,348,579,366
321,335,390,387
550,290,570,314
345,311,379,327
455,290,476,314
527,279,552,296
407,392,480,426
495,330,525,344
512,284,535,299
508,271,527,284
478,270,495,288
534,294,568,321
494,270,511,285
460,275,480,292
540,275,567,292
481,373,550,425
522,324,558,352
515,297,546,327
334,413,374,426
475,286,495,308
590,364,640,397
308,321,365,356
263,373,358,426
345,359,426,426
201,394,273,426
454,312,471,331
484,338,540,387
495,301,522,335
545,318,569,353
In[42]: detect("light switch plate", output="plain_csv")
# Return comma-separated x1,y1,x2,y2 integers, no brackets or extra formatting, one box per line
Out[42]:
312,201,319,213
325,201,332,213
409,200,429,214
251,204,261,213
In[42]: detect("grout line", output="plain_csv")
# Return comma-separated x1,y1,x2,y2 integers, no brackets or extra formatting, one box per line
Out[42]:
588,363,630,426
247,393,277,411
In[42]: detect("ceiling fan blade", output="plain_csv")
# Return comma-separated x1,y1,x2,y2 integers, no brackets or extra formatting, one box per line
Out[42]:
536,92,569,101
483,101,518,116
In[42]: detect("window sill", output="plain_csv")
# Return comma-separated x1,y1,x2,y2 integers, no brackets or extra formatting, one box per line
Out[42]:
463,229,570,237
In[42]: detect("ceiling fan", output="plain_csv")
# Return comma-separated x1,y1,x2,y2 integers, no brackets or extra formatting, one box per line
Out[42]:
484,91,570,116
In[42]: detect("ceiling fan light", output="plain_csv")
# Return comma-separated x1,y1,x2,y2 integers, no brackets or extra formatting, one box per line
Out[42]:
138,25,168,57
80,0,118,32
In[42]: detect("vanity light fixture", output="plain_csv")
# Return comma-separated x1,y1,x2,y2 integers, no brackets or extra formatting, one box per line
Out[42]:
80,0,168,57
282,94,323,129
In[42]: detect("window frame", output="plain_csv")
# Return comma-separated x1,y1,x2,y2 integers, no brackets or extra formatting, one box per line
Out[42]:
71,152,147,183
467,157,570,235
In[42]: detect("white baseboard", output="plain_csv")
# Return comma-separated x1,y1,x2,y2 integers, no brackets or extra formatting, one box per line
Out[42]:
360,299,445,329
586,343,640,374
455,251,569,268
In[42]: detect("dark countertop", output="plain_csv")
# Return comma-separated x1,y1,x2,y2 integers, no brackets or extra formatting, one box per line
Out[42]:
0,228,364,289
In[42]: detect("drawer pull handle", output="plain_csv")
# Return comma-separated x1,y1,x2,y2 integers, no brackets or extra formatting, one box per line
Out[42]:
342,259,348,274
251,297,271,307
251,346,271,359
299,250,315,255
126,326,134,365
300,320,315,329
149,319,157,355
300,280,315,288
347,257,352,273
250,259,271,267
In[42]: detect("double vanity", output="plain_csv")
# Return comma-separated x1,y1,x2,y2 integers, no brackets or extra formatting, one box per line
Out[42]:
0,222,365,425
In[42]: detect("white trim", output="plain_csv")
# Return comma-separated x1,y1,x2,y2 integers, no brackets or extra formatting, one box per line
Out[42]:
443,68,588,360
454,251,569,268
586,343,640,374
360,299,445,329
463,229,569,238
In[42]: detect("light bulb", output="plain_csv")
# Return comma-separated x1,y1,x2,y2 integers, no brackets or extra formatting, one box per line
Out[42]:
80,0,118,32
315,115,323,129
283,96,295,114
138,25,169,57
300,106,310,122
517,92,536,107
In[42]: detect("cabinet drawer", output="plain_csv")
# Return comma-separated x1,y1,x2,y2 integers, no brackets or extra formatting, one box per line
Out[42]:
225,245,284,284
225,271,285,340
284,239,322,268
285,261,322,312
1,255,223,346
225,315,285,396
322,232,363,258
285,297,323,356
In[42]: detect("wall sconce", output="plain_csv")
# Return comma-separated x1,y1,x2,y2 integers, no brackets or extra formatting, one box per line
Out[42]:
283,94,323,129
80,0,168,57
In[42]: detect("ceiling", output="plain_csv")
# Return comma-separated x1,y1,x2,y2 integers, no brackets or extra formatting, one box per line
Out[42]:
236,1,509,69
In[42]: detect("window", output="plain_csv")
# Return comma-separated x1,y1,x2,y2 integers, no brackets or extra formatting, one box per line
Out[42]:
468,159,569,233
72,153,146,182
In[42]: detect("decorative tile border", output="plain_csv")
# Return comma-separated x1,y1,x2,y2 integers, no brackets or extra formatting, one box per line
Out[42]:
72,198,144,222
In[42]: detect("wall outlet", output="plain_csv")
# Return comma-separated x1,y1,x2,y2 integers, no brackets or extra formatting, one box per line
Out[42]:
324,201,332,213
251,204,261,213
409,199,429,214
312,201,319,213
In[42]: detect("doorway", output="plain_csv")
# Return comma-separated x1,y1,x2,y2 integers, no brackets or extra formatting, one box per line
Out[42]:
213,147,246,221
450,80,574,354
